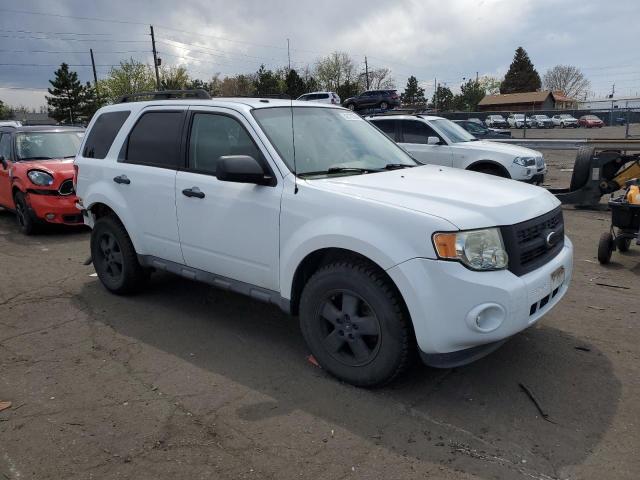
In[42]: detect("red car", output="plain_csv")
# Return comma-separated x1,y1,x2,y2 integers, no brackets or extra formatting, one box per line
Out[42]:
578,115,604,128
0,125,85,234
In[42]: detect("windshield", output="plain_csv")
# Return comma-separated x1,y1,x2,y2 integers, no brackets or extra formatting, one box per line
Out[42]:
430,118,476,143
15,131,83,160
560,114,573,119
252,107,417,176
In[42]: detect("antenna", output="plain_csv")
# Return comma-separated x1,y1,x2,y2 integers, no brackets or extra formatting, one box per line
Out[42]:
288,38,298,194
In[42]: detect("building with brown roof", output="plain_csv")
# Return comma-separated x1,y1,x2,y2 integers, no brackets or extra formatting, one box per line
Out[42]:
478,90,574,111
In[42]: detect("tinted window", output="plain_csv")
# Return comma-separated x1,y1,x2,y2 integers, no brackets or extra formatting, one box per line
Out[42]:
402,121,439,144
464,122,485,134
0,133,11,160
126,111,183,168
317,93,329,99
188,113,261,175
371,119,397,139
83,111,130,159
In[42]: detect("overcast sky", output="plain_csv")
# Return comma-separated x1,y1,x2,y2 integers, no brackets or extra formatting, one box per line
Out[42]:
1,0,639,109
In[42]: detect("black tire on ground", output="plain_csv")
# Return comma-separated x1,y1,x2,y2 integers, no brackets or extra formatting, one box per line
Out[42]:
597,232,614,264
616,236,632,252
569,146,596,192
379,101,389,110
469,164,510,178
91,214,148,295
346,103,355,111
14,191,37,235
299,259,412,387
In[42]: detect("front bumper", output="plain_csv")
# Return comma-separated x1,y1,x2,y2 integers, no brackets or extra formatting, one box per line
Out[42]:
26,192,84,225
387,237,573,363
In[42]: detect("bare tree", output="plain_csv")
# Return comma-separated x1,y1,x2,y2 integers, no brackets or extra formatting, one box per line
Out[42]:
314,52,358,91
543,65,590,99
367,67,395,89
478,76,501,95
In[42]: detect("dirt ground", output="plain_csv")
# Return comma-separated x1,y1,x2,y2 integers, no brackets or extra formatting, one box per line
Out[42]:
1,126,639,479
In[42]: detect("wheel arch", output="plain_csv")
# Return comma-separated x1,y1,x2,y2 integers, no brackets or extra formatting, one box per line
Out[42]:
85,196,143,253
466,160,511,178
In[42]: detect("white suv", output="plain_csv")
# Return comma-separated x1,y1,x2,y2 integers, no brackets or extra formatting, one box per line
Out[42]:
367,114,547,184
297,91,341,105
75,94,573,387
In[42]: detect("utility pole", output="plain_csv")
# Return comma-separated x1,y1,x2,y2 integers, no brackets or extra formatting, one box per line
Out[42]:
287,39,291,71
434,79,438,111
364,56,370,89
150,25,161,90
476,71,479,83
89,48,99,98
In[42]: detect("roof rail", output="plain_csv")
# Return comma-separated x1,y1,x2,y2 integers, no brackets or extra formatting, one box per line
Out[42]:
216,94,292,100
116,89,211,103
364,109,424,118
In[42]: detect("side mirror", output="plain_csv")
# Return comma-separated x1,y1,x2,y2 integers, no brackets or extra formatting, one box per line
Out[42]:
427,136,440,145
216,155,273,186
0,156,6,169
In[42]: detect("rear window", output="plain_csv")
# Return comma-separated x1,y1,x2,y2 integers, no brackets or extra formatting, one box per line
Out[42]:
125,111,184,168
370,119,397,139
82,111,130,159
318,93,329,99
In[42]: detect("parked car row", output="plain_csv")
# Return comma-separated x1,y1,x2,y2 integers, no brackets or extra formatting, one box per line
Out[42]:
1,92,572,388
482,113,602,129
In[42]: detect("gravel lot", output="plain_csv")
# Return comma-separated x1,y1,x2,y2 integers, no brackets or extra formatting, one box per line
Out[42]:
1,125,639,479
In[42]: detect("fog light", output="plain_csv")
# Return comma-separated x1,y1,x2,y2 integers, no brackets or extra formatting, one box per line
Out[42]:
45,213,55,220
465,303,505,333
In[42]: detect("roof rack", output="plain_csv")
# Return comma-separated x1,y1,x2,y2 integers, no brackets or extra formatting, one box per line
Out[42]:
216,94,292,100
117,89,211,103
364,109,425,118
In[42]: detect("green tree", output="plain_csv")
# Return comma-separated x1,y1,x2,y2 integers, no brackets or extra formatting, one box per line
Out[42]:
432,85,454,111
46,63,86,124
400,76,426,105
500,47,541,94
285,69,306,99
336,81,360,102
80,82,104,123
98,58,156,103
479,76,501,95
453,79,485,111
0,99,11,120
254,65,281,96
160,65,190,90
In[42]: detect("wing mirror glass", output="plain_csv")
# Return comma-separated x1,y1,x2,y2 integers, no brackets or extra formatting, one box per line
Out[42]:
427,136,440,145
216,155,273,186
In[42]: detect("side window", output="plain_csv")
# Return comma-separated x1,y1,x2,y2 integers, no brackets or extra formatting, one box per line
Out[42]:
188,113,262,175
0,133,11,160
82,111,130,159
402,121,440,144
371,120,397,140
125,111,184,168
465,122,483,134
318,93,329,99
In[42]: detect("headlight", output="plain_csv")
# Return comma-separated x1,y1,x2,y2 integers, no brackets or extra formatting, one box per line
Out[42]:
27,170,54,186
433,228,508,271
513,157,536,167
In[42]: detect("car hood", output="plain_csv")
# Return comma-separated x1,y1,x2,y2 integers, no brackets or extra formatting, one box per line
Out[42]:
450,140,541,158
16,158,75,176
308,164,559,230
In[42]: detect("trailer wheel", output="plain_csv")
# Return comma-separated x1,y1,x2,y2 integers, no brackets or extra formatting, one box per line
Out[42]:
616,236,632,252
597,232,614,264
570,146,596,191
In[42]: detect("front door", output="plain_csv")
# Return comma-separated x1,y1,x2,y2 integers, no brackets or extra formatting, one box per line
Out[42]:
0,133,14,208
175,108,282,291
399,120,453,167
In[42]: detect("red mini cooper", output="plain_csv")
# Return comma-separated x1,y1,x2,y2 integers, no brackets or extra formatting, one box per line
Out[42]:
0,125,84,234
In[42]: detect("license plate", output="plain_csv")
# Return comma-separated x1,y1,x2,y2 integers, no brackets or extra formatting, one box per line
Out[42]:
551,266,565,291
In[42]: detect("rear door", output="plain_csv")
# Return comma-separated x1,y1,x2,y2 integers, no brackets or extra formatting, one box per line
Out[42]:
0,133,13,207
175,107,282,291
398,120,453,167
113,107,186,263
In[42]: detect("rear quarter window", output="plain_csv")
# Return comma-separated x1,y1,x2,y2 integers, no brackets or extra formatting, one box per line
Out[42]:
82,111,130,159
124,111,184,168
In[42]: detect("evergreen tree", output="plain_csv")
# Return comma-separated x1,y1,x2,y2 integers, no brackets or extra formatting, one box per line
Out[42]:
46,63,86,124
80,82,104,123
431,85,454,111
254,65,281,95
453,79,485,111
400,76,426,105
285,69,306,99
500,47,541,94
0,99,11,120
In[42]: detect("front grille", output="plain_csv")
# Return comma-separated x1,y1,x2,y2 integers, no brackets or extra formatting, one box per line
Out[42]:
536,157,544,168
62,214,83,224
501,207,564,276
58,179,74,196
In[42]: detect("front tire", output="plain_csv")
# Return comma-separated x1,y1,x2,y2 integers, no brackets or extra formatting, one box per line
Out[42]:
14,191,37,235
299,260,411,387
91,215,148,295
597,232,614,264
346,103,356,111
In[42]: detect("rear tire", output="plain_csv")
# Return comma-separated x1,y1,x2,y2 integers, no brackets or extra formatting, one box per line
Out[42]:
569,146,595,191
597,232,614,264
379,101,389,110
299,259,412,387
91,214,148,295
346,103,355,111
14,191,37,235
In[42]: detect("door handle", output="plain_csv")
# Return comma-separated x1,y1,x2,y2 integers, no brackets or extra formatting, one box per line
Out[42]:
113,175,130,185
182,187,205,199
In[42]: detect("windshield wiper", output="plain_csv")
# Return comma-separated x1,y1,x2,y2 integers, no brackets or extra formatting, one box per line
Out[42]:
63,155,76,158
18,156,53,160
299,166,381,178
383,163,416,170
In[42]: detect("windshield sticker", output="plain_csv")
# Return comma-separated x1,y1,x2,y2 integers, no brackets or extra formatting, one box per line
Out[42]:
340,112,363,121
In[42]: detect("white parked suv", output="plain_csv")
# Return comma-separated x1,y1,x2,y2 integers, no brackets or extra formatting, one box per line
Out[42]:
75,92,573,387
507,114,532,129
367,114,547,184
552,114,578,128
297,91,341,105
